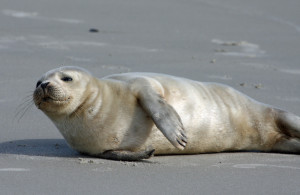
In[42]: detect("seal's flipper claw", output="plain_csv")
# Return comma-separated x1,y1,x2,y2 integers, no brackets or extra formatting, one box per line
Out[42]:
182,131,188,139
147,149,156,157
177,138,186,148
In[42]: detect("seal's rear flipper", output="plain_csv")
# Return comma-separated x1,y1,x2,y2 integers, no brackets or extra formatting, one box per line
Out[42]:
273,109,300,153
272,138,300,153
94,148,155,161
276,110,300,138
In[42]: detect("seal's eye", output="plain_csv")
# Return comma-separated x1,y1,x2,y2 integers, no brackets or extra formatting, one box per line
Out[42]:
61,76,73,82
36,81,42,88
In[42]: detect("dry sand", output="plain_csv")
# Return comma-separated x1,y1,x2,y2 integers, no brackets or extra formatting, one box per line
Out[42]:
1,0,300,194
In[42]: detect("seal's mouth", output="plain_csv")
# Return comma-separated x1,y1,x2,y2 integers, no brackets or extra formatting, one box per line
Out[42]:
34,91,71,108
42,96,61,102
42,97,53,102
39,95,71,104
33,83,73,112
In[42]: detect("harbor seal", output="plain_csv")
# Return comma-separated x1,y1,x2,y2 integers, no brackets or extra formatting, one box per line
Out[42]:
33,66,300,161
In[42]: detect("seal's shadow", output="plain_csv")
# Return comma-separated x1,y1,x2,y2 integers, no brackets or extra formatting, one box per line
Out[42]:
0,139,79,157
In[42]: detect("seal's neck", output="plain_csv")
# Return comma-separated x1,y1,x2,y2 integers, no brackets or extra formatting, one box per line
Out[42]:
68,78,104,119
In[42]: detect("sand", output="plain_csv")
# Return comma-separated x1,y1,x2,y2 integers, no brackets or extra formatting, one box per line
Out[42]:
1,0,300,194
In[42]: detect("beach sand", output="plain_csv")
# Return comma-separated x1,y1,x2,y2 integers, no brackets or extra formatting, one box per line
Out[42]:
1,0,300,194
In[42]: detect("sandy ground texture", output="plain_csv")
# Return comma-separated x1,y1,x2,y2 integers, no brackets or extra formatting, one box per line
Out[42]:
1,0,300,194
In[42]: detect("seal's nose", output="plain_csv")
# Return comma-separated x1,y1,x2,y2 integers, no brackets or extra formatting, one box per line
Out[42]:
41,82,50,89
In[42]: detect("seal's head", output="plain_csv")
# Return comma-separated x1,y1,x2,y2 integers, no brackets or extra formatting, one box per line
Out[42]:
33,66,93,117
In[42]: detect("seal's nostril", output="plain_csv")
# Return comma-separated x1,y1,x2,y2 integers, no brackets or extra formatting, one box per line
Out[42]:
41,82,50,89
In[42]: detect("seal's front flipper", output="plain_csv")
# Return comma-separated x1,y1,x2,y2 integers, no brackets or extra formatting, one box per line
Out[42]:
138,88,187,150
95,148,155,161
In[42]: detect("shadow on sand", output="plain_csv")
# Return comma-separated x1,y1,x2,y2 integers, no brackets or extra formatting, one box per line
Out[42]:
0,139,80,157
